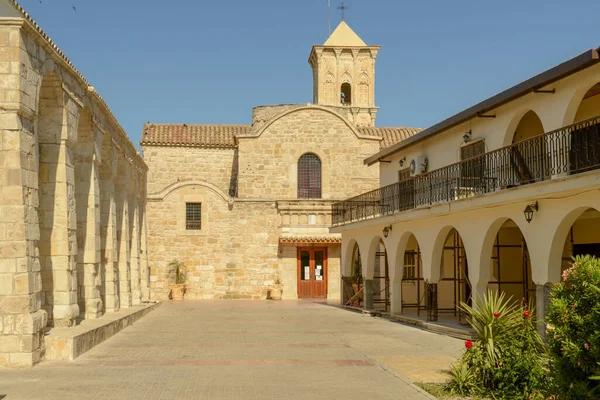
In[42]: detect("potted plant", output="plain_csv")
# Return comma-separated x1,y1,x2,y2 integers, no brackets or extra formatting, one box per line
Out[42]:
268,278,283,300
167,259,187,300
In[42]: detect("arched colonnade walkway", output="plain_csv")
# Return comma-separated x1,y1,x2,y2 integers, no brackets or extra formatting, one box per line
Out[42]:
341,191,600,333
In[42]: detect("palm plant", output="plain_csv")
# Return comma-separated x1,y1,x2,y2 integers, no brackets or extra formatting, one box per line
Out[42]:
461,290,521,364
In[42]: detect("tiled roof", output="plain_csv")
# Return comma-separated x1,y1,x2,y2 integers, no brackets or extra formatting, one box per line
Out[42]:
141,123,420,149
141,124,249,148
358,127,423,149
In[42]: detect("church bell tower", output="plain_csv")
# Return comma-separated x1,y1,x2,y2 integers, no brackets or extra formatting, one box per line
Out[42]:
308,21,380,127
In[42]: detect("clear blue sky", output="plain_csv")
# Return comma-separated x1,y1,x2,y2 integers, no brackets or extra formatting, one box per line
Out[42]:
16,0,600,149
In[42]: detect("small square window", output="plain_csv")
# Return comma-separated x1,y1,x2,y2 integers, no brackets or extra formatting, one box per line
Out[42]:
186,203,201,230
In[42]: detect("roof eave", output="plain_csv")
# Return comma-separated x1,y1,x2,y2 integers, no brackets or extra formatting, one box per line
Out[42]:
365,47,600,166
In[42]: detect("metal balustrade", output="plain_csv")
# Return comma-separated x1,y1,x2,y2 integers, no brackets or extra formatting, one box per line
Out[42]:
332,115,600,226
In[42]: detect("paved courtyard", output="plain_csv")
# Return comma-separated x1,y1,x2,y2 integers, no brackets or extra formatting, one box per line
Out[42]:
0,301,462,400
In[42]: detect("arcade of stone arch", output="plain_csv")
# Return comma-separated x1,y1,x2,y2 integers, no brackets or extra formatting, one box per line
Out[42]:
0,1,148,367
1,0,600,369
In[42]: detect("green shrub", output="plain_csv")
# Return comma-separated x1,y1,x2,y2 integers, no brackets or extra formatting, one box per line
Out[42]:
547,255,600,399
445,290,548,399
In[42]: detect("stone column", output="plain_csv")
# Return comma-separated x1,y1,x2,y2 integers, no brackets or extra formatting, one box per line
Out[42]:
116,159,131,308
536,283,553,339
139,194,150,302
0,110,47,367
100,143,119,312
75,126,102,319
39,137,79,327
363,279,375,310
129,175,141,305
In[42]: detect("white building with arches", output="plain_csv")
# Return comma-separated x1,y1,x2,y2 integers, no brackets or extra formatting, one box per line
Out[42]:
142,22,420,300
332,47,600,333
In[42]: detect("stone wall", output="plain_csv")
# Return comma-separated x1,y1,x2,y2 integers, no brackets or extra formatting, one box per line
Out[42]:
147,185,279,300
238,106,381,199
144,146,236,196
0,14,148,367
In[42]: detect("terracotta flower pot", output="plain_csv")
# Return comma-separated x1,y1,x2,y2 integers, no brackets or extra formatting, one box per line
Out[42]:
169,284,187,300
268,285,283,300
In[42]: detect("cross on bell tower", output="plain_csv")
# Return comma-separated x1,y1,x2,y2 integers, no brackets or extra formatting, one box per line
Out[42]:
337,2,348,21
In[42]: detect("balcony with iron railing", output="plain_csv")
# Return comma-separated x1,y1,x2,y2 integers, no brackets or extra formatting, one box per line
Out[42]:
332,115,600,226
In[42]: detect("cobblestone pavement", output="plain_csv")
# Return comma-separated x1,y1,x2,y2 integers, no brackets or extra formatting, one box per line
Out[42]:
0,301,462,400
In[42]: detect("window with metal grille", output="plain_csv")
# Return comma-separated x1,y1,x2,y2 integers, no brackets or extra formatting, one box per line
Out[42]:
185,203,201,230
403,251,416,279
298,153,322,198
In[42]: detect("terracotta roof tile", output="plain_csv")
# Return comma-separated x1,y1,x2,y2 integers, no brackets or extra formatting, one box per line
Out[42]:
358,127,423,149
279,236,342,244
141,124,249,148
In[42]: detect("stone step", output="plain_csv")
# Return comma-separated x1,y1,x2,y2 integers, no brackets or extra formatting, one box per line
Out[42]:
44,302,161,361
341,305,476,341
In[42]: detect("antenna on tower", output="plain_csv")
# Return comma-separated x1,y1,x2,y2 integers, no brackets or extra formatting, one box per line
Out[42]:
328,0,331,36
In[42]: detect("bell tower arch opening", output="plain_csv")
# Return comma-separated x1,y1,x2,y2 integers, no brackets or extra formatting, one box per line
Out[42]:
341,82,352,105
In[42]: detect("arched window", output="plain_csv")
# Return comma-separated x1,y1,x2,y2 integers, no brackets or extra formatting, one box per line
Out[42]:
341,83,352,105
298,153,322,198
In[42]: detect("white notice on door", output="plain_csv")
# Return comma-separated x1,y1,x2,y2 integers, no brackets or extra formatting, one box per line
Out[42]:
317,265,322,269
316,276,323,281
304,266,310,280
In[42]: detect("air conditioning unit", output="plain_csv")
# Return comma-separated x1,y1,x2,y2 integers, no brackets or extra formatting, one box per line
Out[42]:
409,156,428,177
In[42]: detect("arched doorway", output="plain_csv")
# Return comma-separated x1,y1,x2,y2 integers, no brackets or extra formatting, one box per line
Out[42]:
560,208,600,273
372,239,389,311
487,219,534,306
343,241,362,306
509,110,547,186
436,229,471,322
400,234,425,316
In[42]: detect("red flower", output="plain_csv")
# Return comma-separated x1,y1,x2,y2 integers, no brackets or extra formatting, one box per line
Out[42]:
465,341,473,349
493,312,500,318
523,311,531,318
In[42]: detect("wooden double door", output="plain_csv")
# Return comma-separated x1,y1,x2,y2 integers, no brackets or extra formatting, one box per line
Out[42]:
297,248,328,299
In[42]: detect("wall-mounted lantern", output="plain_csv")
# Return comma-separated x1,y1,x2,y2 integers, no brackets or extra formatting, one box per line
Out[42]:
383,225,393,238
463,129,472,143
523,201,538,224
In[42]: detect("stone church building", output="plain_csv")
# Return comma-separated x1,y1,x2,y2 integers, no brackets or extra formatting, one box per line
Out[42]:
142,22,419,300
